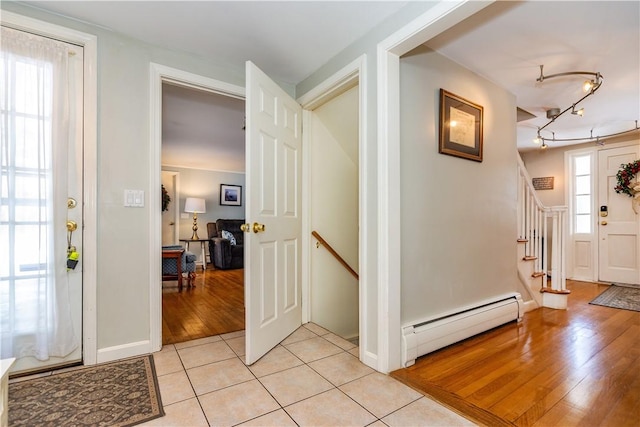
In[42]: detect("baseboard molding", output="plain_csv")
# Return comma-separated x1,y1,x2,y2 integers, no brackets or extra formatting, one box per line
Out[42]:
96,340,152,364
522,300,539,313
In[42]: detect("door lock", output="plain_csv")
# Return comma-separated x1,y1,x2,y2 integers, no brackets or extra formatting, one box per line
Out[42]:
66,220,78,232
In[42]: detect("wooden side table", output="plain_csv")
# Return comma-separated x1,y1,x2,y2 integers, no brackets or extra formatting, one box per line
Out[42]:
162,249,184,291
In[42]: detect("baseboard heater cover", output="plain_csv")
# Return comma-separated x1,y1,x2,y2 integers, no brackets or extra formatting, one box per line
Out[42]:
401,293,523,367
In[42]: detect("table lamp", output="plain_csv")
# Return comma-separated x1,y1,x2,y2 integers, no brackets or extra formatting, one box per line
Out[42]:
184,197,206,240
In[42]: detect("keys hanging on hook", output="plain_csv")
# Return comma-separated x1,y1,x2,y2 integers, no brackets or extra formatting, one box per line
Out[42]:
66,220,79,270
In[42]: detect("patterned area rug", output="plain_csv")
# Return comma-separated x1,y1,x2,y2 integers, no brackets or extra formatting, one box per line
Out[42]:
9,355,164,426
589,284,640,312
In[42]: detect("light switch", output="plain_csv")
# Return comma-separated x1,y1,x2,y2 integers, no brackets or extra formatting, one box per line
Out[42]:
124,190,144,207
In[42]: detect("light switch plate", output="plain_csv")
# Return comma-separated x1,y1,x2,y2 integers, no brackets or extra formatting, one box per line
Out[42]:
124,190,144,207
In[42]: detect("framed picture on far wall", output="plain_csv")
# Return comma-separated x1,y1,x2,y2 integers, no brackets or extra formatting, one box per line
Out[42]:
220,184,242,206
439,89,484,162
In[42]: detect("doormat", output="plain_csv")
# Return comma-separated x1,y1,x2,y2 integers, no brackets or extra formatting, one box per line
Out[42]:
9,355,164,427
589,284,640,312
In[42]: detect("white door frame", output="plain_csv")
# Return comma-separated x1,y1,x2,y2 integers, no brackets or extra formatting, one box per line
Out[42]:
149,64,245,352
297,55,371,366
1,11,99,366
376,0,493,372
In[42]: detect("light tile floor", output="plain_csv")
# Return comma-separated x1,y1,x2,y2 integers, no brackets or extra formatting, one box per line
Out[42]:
143,323,476,427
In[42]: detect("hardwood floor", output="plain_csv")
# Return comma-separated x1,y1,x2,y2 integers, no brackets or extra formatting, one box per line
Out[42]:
162,267,244,345
390,280,640,427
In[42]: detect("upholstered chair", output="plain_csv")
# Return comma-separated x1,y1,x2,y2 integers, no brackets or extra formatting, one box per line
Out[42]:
162,245,197,290
208,219,245,269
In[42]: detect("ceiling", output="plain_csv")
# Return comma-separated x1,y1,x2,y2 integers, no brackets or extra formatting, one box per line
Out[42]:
17,1,640,168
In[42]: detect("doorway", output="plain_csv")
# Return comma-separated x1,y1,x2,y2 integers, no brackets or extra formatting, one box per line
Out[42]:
308,85,360,341
160,81,246,345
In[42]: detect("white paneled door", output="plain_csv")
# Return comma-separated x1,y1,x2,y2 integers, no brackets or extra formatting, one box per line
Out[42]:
244,62,303,365
598,145,640,285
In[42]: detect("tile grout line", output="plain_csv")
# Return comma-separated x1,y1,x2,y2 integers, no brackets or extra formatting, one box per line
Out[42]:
174,342,215,426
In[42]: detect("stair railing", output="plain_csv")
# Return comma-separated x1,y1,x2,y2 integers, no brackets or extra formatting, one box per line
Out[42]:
311,230,359,280
517,155,568,294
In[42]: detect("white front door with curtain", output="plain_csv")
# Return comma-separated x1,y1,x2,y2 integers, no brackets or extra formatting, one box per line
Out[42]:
0,27,83,374
598,145,640,285
244,61,302,365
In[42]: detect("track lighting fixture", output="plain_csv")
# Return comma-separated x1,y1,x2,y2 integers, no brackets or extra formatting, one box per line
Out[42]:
532,65,639,148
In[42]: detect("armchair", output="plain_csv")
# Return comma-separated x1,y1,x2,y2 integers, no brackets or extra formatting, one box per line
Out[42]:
162,245,197,291
208,219,245,269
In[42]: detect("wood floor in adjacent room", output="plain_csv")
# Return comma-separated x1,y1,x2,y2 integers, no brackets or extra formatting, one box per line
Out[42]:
162,267,244,345
390,280,640,427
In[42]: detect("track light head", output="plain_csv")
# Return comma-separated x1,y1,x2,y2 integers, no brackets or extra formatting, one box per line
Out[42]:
571,105,584,117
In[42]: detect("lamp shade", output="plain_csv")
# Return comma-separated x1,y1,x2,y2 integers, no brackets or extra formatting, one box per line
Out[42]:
184,197,206,213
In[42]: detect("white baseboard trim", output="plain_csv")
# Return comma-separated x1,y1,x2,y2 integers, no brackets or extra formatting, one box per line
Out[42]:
522,300,539,313
96,340,152,364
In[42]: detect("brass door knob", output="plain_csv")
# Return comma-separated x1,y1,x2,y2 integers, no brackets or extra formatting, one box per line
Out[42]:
240,223,250,233
67,220,78,232
252,222,266,233
601,221,607,226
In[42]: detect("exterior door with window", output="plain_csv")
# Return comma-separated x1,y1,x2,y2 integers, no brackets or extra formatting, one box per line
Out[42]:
244,61,302,365
1,27,83,374
598,145,640,285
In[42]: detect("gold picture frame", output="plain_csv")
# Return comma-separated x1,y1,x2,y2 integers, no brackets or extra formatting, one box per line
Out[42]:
439,89,484,162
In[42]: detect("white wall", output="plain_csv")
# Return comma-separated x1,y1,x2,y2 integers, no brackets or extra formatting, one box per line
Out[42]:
399,45,518,325
519,149,567,207
310,86,359,339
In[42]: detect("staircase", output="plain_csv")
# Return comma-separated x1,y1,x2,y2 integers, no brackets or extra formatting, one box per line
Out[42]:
517,155,570,310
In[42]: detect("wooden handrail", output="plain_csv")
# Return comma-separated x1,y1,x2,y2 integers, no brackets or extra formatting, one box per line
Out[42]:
311,230,359,280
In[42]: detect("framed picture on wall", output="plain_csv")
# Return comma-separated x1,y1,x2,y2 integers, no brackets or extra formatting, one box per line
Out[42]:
220,184,242,206
439,89,484,162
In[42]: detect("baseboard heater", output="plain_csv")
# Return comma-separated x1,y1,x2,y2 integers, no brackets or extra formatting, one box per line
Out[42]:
401,292,523,367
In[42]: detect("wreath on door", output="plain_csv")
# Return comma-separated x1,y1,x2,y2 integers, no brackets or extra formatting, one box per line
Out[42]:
161,185,171,212
614,159,640,214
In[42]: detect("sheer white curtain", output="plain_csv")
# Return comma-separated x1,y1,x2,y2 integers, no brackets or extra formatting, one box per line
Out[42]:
0,26,77,361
